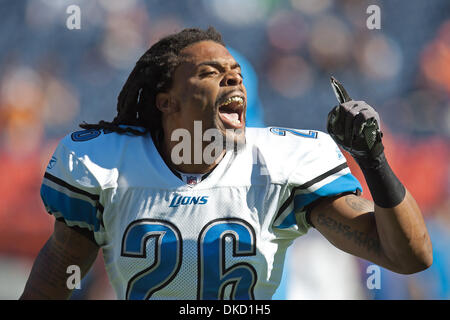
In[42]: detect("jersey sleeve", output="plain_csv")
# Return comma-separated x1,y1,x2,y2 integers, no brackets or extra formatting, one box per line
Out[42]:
272,130,362,237
40,137,104,244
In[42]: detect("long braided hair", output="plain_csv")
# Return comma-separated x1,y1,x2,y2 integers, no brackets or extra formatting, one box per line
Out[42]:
80,27,225,136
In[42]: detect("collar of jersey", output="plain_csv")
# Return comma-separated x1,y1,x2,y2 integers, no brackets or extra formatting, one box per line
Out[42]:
144,132,234,190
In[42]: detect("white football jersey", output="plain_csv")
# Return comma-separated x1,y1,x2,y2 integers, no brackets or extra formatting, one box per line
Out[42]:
40,126,362,300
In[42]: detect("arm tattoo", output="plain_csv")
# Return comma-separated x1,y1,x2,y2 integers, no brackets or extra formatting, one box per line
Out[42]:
317,212,381,256
345,195,374,212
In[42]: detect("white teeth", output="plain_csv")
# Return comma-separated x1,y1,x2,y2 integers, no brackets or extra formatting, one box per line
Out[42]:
221,96,243,106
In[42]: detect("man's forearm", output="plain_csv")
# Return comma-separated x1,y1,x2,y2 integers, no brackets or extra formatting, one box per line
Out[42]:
20,220,99,300
373,189,432,274
20,238,74,299
357,152,432,273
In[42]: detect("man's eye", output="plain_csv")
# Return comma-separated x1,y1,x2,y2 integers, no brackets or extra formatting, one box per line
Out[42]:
200,71,218,77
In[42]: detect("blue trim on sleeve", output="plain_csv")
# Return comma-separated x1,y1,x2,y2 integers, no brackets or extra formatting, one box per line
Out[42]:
294,173,362,210
278,211,298,229
277,174,362,229
40,184,101,232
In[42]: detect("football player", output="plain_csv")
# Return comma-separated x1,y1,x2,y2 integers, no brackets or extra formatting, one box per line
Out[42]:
20,27,432,300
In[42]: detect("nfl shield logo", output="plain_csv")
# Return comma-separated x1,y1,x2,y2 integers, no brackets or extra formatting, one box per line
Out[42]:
187,176,198,185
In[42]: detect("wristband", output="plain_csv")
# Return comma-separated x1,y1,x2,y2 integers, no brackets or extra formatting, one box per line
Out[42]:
357,152,406,208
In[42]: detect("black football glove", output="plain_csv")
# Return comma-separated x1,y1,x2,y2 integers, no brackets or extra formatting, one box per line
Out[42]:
327,77,406,207
327,77,384,167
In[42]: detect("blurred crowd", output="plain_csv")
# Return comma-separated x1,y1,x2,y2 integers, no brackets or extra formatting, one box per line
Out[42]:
0,0,449,299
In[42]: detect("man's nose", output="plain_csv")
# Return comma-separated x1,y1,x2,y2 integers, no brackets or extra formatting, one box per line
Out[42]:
221,71,242,86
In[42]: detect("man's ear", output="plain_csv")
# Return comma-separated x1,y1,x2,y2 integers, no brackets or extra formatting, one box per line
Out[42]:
156,92,179,114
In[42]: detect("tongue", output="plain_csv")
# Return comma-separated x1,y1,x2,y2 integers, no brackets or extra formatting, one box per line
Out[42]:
220,112,239,122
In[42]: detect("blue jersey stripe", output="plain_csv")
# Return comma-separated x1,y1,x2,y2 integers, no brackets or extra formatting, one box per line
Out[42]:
277,174,361,229
294,173,362,210
278,211,298,229
275,163,349,222
40,184,101,231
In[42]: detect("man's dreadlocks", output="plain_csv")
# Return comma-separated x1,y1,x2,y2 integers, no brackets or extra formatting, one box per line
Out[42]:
80,27,225,136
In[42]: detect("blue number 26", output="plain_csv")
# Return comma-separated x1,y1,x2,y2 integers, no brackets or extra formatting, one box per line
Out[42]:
121,218,257,300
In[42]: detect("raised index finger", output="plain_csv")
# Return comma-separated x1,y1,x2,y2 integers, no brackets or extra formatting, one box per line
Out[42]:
330,76,352,104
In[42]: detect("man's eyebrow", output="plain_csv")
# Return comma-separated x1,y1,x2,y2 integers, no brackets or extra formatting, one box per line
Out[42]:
197,60,241,71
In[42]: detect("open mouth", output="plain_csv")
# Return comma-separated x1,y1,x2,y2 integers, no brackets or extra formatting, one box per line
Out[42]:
218,95,245,129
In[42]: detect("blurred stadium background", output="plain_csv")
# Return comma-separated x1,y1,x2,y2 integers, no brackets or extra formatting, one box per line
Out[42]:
0,0,449,300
